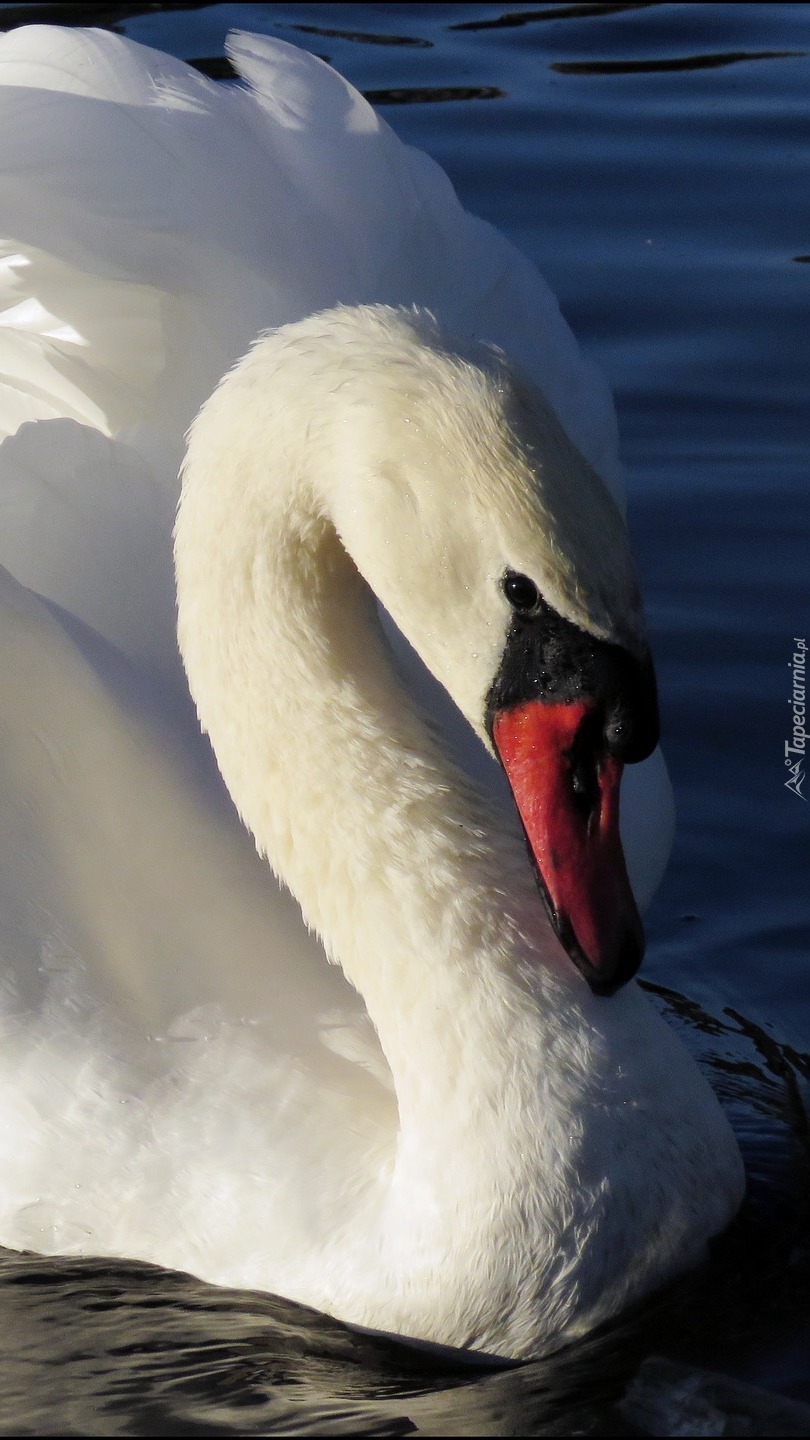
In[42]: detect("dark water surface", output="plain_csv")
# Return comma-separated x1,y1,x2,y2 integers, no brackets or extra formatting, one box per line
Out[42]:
0,2,808,1434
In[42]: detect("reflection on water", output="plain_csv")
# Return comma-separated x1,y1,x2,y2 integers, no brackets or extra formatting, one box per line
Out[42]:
551,48,805,74
290,22,432,47
0,0,807,1432
448,5,663,32
363,83,505,104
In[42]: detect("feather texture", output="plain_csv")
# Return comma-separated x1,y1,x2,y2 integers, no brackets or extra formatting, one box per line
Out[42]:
0,27,723,1359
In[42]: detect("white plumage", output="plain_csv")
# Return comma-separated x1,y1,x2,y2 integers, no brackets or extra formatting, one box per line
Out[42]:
0,25,742,1358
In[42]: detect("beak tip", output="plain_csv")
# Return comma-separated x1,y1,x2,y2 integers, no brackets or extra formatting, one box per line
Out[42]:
554,905,644,995
576,921,644,996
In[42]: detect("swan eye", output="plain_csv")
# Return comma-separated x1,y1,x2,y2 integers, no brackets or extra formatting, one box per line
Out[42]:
503,571,540,615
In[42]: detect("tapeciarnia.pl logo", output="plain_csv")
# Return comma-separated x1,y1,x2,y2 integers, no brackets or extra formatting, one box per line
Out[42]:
785,636,807,800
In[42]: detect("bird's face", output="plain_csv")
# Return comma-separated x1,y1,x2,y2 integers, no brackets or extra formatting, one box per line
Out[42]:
328,312,657,994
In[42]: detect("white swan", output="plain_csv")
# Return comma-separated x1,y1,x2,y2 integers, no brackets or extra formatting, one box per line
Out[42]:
0,25,743,1358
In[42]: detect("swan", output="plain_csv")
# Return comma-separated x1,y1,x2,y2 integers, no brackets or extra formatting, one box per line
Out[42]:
0,24,744,1359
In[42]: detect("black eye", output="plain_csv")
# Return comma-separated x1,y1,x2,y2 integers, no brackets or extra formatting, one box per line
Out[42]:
503,571,540,615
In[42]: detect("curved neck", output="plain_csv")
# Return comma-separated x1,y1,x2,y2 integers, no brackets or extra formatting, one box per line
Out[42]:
175,384,554,1122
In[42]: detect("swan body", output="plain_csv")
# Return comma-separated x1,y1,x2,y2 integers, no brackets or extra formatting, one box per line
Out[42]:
0,25,743,1357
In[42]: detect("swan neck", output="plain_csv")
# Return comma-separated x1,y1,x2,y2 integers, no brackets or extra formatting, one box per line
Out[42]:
175,401,539,1104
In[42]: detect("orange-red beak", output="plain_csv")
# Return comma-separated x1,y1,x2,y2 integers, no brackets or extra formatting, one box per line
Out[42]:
485,587,659,995
493,698,643,994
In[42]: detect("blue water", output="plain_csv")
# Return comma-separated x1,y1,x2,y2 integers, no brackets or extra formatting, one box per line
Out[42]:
0,2,807,1433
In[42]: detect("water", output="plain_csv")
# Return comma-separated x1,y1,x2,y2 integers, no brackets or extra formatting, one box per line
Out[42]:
0,1,807,1432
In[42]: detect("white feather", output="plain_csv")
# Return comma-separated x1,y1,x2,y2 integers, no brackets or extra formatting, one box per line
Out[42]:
0,26,727,1359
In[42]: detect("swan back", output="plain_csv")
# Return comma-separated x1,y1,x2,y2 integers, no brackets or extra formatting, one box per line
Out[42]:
0,24,623,684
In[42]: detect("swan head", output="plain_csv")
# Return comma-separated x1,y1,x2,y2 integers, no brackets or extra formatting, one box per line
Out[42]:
304,307,657,995
181,305,659,996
